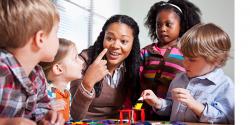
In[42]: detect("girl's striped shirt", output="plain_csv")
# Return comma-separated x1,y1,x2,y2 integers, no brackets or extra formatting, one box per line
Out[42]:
140,43,185,98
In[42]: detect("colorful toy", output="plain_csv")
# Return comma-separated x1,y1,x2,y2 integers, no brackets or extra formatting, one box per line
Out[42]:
65,119,152,125
119,109,145,124
134,103,143,110
119,109,133,124
134,97,143,110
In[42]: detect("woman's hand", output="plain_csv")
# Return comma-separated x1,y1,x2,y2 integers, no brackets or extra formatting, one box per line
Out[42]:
82,49,109,91
141,89,162,109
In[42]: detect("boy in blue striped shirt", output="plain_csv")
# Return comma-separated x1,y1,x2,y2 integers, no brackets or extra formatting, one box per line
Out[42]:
141,23,234,124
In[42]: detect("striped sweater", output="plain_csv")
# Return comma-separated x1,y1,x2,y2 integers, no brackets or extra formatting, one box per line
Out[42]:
140,43,185,119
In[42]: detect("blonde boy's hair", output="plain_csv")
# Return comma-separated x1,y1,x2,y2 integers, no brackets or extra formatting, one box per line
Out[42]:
179,23,231,67
0,0,59,48
39,38,75,77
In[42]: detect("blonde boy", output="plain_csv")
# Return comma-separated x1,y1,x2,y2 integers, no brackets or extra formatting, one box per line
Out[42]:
0,0,64,124
142,23,234,124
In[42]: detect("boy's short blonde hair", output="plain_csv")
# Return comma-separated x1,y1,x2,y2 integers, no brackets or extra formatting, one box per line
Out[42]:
0,0,59,48
179,23,231,67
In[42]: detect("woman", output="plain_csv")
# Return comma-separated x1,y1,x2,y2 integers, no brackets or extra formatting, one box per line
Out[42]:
70,15,140,120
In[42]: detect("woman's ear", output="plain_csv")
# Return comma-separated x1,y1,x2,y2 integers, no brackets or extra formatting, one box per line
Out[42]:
52,64,64,75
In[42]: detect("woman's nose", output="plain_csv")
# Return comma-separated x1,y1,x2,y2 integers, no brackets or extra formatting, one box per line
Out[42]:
111,40,120,48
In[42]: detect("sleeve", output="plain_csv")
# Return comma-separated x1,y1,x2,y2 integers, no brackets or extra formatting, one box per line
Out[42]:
70,82,95,120
153,73,185,116
199,80,235,124
154,77,176,116
70,50,96,120
0,63,12,114
33,67,51,122
139,49,145,77
139,48,146,90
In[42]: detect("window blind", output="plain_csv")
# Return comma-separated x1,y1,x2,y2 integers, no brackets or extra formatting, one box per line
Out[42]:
53,0,119,51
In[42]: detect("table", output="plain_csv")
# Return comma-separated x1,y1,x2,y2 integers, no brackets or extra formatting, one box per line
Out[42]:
65,120,231,125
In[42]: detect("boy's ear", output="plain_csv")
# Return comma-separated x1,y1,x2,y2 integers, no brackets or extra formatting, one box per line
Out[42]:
211,59,221,68
34,30,46,49
52,64,64,75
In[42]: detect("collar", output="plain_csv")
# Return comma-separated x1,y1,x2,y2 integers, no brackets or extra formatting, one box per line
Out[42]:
196,68,224,85
109,62,126,73
146,43,178,55
116,62,125,71
55,89,70,98
106,63,126,77
183,68,224,85
48,82,70,98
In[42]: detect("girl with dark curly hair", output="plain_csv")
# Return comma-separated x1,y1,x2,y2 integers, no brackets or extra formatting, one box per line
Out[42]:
70,15,141,120
140,0,201,120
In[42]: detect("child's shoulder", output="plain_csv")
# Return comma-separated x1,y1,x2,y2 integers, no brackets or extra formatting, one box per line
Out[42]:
168,72,187,89
36,64,46,74
0,59,11,78
208,69,234,96
217,71,234,89
174,72,187,82
212,68,233,85
141,43,155,50
171,72,187,83
201,68,234,89
47,83,57,98
0,49,16,77
140,43,156,55
0,49,10,59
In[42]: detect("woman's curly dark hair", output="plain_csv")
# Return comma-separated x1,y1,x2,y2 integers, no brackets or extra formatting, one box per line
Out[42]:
144,0,201,41
87,15,140,104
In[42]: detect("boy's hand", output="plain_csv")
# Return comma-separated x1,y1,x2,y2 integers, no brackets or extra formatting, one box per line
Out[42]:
1,117,36,125
171,88,195,107
82,48,109,91
38,111,64,125
171,88,205,117
50,99,66,111
141,89,162,109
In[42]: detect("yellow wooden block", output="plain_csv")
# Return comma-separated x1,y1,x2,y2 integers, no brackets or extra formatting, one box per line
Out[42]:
134,102,143,110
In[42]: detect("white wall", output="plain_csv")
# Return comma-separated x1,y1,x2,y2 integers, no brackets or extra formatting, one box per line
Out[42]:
94,0,120,18
120,0,234,80
91,0,120,45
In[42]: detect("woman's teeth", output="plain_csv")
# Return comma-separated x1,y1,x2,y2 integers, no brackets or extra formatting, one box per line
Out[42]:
110,51,119,56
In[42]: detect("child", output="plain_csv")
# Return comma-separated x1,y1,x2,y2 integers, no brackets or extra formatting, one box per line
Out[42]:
40,38,84,121
141,23,234,124
140,0,201,120
0,0,64,125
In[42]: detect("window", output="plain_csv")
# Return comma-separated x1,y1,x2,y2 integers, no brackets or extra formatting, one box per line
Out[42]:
53,0,120,52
